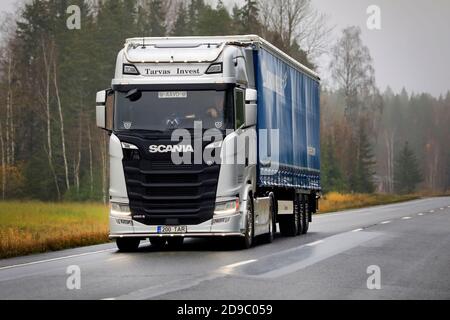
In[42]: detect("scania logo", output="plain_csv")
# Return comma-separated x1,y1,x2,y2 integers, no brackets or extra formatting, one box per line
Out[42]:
148,145,194,153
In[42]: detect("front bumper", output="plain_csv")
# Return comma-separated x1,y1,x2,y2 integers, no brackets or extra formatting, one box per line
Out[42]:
109,212,244,239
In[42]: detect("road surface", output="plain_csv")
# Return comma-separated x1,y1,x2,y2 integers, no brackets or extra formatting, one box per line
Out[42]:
1,197,450,300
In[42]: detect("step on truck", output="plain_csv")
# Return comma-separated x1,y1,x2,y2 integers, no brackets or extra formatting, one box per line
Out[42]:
96,35,320,251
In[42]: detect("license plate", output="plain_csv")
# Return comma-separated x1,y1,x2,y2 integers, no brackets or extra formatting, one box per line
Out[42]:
157,225,187,234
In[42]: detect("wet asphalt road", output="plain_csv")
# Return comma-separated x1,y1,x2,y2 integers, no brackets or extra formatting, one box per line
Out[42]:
1,197,449,300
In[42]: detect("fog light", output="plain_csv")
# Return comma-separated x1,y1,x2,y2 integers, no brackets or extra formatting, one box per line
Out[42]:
214,199,239,216
115,218,132,225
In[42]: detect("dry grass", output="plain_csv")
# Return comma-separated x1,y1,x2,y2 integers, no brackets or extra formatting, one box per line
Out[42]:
0,202,109,259
319,192,420,213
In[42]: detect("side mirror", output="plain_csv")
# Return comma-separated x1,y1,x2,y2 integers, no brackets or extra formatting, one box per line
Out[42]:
244,89,257,128
245,88,257,102
96,90,106,129
244,103,257,127
96,89,113,130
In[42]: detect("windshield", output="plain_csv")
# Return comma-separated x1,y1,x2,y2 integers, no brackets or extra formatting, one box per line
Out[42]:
114,89,233,131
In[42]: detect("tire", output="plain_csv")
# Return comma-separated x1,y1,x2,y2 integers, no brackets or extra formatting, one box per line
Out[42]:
238,193,254,249
279,200,299,237
167,237,184,249
116,238,140,252
301,196,309,234
149,237,166,249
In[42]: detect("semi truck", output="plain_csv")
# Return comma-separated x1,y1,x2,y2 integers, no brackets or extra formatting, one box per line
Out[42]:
96,35,320,251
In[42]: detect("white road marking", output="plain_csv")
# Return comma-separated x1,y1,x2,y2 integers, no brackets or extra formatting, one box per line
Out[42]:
221,259,257,269
418,213,424,216
306,240,324,246
316,209,366,218
440,207,444,210
106,256,128,262
0,248,115,271
402,216,412,220
430,210,435,213
352,228,363,232
380,220,391,224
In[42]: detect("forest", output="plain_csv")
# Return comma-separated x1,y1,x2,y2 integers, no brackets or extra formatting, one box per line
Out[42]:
0,0,449,202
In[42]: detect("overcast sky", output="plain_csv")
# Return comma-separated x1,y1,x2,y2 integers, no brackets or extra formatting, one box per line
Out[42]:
1,0,449,96
312,0,450,97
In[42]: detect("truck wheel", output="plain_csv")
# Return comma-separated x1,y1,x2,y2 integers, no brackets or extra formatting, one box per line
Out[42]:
262,193,275,243
149,237,166,249
239,194,254,249
297,195,305,235
301,196,309,234
279,202,299,237
167,237,184,249
116,238,140,252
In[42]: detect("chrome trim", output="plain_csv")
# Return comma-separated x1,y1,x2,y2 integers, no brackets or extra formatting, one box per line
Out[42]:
109,232,243,239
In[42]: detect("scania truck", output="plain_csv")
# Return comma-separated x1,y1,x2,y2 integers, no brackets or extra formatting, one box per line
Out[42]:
96,35,320,251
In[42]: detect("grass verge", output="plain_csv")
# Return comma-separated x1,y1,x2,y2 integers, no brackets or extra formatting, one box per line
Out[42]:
318,192,420,213
0,202,108,259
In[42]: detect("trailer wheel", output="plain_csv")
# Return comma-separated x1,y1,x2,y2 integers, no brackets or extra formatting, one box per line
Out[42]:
116,238,140,252
301,196,310,234
239,193,254,249
279,201,299,237
149,237,166,249
167,237,184,249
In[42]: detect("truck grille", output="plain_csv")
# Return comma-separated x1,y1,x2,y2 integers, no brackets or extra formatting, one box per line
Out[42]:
117,133,220,225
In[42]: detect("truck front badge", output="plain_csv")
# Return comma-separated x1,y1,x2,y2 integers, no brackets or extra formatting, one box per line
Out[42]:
149,145,194,153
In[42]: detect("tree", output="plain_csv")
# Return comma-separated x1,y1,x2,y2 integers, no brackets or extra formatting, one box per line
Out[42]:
171,2,189,36
187,0,206,35
330,26,380,125
321,135,346,192
394,142,422,194
353,120,376,193
329,27,381,193
259,0,332,59
232,0,261,35
196,1,232,36
148,0,166,37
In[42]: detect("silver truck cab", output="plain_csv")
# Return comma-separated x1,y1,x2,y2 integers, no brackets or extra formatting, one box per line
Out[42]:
96,36,271,250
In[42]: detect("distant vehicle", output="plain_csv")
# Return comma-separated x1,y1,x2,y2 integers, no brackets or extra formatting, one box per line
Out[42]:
96,35,320,251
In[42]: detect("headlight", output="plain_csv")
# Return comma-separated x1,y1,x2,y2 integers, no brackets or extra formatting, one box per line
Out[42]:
121,142,138,149
110,202,131,217
214,199,239,216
